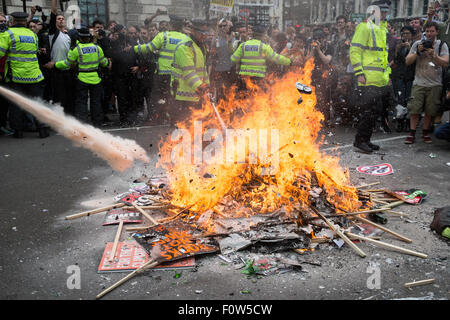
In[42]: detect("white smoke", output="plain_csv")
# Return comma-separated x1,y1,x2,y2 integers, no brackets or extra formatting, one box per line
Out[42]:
0,86,150,172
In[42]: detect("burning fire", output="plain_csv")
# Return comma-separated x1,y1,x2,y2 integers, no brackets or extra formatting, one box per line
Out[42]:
157,58,361,217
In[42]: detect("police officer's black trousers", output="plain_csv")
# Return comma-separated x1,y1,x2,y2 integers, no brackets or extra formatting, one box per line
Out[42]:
52,69,75,115
8,82,45,132
355,85,391,143
75,80,103,127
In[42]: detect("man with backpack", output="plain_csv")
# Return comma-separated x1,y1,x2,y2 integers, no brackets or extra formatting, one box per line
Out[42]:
405,22,449,144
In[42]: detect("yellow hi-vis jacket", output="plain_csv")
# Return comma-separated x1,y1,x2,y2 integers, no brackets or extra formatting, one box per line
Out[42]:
350,20,390,87
134,31,188,76
55,42,109,85
0,27,44,83
230,39,291,77
171,38,209,102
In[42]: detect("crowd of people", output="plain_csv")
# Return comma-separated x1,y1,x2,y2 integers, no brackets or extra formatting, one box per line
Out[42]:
0,0,449,148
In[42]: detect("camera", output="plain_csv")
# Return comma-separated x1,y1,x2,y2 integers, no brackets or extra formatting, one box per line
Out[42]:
421,39,434,51
97,29,106,37
35,5,42,12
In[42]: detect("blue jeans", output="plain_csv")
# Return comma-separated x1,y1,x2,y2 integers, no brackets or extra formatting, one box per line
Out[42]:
434,123,450,141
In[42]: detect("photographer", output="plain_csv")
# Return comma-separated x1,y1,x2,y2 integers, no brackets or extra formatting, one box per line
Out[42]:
404,22,449,144
308,28,333,126
210,18,235,103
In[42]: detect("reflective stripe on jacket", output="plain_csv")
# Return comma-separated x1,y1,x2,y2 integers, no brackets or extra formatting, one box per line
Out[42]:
56,42,108,84
134,31,188,75
171,38,209,102
230,39,291,78
0,27,43,83
350,20,390,87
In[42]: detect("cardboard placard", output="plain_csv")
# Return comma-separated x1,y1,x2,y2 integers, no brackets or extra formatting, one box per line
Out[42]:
357,163,394,176
132,224,219,263
98,241,195,273
103,209,142,226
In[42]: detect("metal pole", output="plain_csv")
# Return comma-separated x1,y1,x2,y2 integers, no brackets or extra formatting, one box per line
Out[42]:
22,0,26,12
2,0,7,15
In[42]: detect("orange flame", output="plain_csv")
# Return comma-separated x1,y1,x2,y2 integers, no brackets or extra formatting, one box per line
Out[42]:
157,58,361,215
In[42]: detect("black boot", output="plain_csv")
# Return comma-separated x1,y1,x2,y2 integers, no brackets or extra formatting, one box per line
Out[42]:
38,127,49,139
367,142,380,150
353,141,373,153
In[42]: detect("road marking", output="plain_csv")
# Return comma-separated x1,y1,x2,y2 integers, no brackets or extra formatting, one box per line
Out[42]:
322,135,408,151
103,124,170,132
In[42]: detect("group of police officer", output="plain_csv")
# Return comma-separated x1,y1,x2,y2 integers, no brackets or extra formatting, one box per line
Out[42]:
0,12,294,134
1,3,392,154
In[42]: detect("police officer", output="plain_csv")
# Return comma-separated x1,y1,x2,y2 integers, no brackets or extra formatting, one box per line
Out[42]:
170,19,210,124
350,0,393,153
231,24,291,89
0,12,49,138
48,27,110,127
133,15,189,123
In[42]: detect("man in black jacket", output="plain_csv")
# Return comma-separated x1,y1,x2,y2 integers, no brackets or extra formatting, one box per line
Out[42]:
109,24,140,126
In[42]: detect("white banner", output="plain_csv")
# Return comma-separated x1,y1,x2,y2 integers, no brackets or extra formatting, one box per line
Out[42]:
210,0,235,14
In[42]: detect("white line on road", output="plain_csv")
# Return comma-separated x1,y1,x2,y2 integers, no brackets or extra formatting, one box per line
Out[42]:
322,135,408,151
102,125,170,132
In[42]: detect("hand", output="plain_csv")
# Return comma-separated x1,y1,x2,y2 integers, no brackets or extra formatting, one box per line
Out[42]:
44,61,56,69
108,58,112,70
38,48,47,55
196,83,209,96
426,48,436,58
427,7,435,18
130,66,139,74
124,45,132,52
357,74,366,85
31,6,36,15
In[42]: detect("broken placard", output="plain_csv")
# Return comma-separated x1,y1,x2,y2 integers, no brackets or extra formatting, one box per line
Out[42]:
394,189,427,205
103,209,142,226
97,240,195,272
132,224,219,263
357,163,394,176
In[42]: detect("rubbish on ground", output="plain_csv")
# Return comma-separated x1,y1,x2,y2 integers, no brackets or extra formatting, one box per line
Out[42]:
394,189,427,205
65,174,429,298
103,208,142,226
356,163,394,176
429,153,436,159
404,279,435,289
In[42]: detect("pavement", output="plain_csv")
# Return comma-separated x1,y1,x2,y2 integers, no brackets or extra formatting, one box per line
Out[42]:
0,119,449,301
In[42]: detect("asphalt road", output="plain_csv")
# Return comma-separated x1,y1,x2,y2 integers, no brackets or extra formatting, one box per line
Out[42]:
0,121,449,301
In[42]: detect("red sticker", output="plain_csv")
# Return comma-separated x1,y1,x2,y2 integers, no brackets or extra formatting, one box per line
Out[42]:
357,163,394,176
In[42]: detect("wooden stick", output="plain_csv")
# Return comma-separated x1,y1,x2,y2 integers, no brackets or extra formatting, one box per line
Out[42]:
109,220,124,261
65,203,125,220
96,260,160,299
126,226,154,232
132,201,159,225
345,232,427,259
312,208,366,258
385,210,409,217
125,205,167,210
356,182,380,189
404,279,435,288
353,216,412,243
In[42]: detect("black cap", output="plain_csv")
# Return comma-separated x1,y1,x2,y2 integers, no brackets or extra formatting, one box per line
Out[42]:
371,0,391,12
252,25,266,35
191,19,209,29
168,14,183,23
77,27,91,37
10,12,29,21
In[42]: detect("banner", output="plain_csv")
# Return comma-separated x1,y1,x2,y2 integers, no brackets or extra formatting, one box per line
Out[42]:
210,0,235,14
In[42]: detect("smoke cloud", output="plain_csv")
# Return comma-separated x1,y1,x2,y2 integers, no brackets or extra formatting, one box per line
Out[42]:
0,86,150,172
